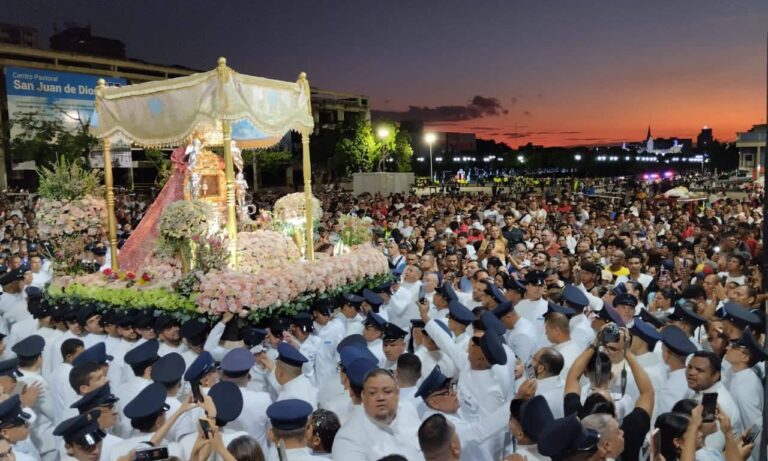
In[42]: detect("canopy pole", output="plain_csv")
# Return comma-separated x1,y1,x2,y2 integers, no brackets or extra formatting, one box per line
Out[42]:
299,72,314,261
217,57,238,268
96,79,119,271
222,119,238,268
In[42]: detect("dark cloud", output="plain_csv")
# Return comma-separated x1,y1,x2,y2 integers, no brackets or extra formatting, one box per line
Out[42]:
372,95,507,122
503,132,533,139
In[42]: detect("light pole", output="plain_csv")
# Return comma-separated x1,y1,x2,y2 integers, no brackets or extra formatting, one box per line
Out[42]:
377,127,389,171
425,132,437,180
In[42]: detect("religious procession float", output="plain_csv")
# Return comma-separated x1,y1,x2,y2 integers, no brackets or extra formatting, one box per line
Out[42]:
41,58,390,324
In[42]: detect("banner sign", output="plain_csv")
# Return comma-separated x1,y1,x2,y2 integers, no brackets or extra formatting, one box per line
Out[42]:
4,66,126,140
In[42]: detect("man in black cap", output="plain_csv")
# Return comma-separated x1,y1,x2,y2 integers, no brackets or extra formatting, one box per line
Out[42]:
724,330,767,430
53,410,106,461
219,347,272,451
107,311,141,386
628,317,666,412
107,382,189,460
178,381,248,458
273,343,317,409
415,365,509,460
265,398,317,460
51,338,84,424
361,312,387,366
0,268,32,328
113,339,160,438
150,352,188,442
514,270,549,337
287,311,324,386
657,325,697,415
155,315,185,358
12,335,56,460
69,383,123,460
509,396,555,461
79,307,108,351
667,301,706,344
0,395,35,461
339,293,366,337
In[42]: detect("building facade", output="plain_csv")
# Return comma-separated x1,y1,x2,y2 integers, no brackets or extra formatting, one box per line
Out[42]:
736,124,766,177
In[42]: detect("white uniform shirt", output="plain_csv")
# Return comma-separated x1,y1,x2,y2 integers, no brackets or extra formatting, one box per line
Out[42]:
657,368,689,416
535,375,565,419
228,386,272,451
727,368,763,430
17,368,55,459
514,298,548,337
505,316,538,364
686,382,742,451
277,374,318,409
331,406,423,461
553,339,583,380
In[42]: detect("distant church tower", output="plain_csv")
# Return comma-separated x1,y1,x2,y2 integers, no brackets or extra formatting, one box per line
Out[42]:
646,125,654,153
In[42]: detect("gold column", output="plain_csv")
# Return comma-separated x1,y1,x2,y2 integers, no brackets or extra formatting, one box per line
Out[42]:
298,72,314,261
222,119,238,268
96,79,119,271
216,57,238,268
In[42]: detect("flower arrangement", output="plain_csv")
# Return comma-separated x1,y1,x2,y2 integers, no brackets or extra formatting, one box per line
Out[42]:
35,195,107,274
158,200,218,272
195,245,389,320
338,214,374,247
272,192,322,226
236,230,300,274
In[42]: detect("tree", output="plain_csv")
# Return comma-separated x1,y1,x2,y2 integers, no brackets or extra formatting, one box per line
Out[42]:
7,109,98,167
332,118,377,175
392,130,414,172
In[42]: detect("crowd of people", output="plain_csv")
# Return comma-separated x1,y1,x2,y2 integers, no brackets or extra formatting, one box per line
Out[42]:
0,173,765,461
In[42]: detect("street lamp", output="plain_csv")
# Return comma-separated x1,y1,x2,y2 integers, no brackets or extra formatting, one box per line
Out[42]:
425,132,437,180
574,154,582,161
377,127,389,171
517,155,525,163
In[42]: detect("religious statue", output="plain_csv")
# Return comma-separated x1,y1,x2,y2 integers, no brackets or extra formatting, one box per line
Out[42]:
185,138,203,199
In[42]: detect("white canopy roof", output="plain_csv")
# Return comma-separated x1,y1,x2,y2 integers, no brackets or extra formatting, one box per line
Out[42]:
91,58,314,147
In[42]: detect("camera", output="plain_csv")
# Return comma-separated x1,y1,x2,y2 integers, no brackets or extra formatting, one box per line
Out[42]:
600,323,621,345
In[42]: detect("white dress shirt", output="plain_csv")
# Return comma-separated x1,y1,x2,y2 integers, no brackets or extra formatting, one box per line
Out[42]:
535,375,565,419
505,316,538,364
331,406,423,461
726,367,763,430
277,374,318,409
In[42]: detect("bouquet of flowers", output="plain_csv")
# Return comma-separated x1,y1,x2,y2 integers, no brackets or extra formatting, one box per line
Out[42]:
338,214,374,247
272,192,322,226
158,200,218,272
237,230,301,274
35,195,107,274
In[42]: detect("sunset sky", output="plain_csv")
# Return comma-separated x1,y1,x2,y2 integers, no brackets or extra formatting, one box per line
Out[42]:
7,0,768,147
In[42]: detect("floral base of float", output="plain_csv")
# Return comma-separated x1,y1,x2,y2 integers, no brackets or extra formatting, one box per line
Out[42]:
46,245,391,323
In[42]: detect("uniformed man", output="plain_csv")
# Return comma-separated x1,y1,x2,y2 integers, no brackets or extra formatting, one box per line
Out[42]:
332,368,423,461
381,323,408,371
72,342,113,390
12,335,55,461
0,395,37,461
107,382,184,461
274,342,318,409
513,271,549,337
361,288,387,320
628,317,666,420
155,315,187,359
69,384,123,461
724,329,767,430
339,293,366,337
415,365,509,460
51,338,84,425
179,381,248,460
53,410,106,461
114,339,160,438
266,399,323,460
493,301,537,364
562,284,595,349
149,352,189,442
509,396,554,461
446,301,474,352
107,312,141,385
310,298,345,388
362,311,387,366
219,347,271,451
78,306,108,350
289,312,323,385
657,325,697,415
